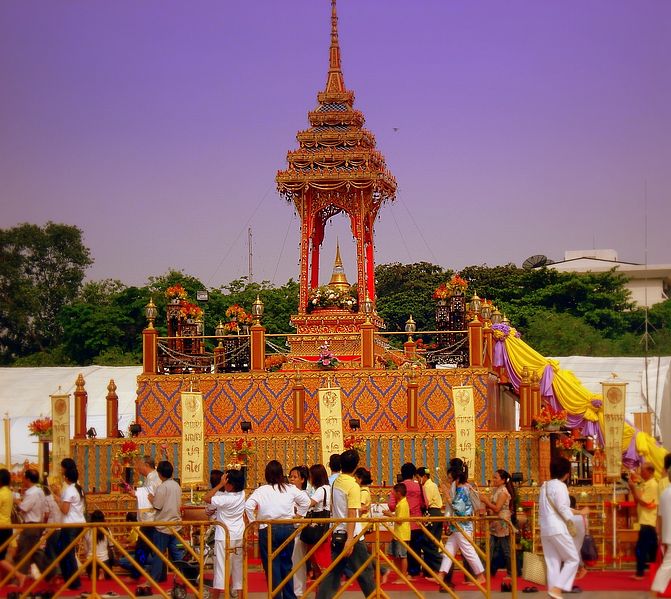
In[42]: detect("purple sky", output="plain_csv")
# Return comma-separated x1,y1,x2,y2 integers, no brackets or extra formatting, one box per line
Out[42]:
1,1,669,288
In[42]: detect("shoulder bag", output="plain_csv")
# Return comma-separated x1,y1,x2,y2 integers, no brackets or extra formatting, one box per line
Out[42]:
299,487,330,545
580,516,598,563
544,482,577,537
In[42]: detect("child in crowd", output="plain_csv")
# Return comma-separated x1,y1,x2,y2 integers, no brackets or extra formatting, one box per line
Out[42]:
384,483,411,583
82,509,113,580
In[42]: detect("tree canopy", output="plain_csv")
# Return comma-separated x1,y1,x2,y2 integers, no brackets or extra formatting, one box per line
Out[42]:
2,222,669,365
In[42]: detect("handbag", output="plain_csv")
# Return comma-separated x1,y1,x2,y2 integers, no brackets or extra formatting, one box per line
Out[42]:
543,482,577,537
522,551,547,586
10,504,23,525
580,517,598,564
299,487,330,545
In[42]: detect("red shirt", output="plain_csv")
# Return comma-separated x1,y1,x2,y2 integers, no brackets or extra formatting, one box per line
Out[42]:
388,479,426,530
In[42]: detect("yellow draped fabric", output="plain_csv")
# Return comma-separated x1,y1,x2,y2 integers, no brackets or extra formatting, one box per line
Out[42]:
502,329,667,475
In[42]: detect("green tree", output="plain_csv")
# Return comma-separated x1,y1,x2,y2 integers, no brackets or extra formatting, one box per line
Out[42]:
375,262,449,332
0,222,92,361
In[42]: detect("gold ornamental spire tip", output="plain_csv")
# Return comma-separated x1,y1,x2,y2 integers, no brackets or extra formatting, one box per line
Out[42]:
334,238,343,268
326,0,345,94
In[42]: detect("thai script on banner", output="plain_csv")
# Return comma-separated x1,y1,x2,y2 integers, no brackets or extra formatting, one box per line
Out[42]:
318,386,344,465
453,385,476,477
181,392,205,486
602,379,627,479
51,392,70,483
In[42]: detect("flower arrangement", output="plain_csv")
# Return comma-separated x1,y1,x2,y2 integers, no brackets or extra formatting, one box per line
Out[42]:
344,435,366,454
28,416,53,438
432,283,451,300
233,437,254,457
433,274,469,300
265,354,288,372
448,274,468,293
307,285,357,311
221,304,253,333
118,440,140,462
225,304,253,326
534,406,568,430
316,342,339,369
179,301,203,320
558,434,582,457
166,284,188,300
228,437,254,468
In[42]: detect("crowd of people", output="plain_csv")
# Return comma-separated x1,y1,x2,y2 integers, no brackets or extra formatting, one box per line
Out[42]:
13,448,661,598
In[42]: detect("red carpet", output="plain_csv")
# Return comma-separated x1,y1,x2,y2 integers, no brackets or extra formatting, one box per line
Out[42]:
1,568,651,596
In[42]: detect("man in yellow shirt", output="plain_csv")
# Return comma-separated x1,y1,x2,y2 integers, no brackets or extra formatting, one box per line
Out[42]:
316,450,375,599
628,462,658,579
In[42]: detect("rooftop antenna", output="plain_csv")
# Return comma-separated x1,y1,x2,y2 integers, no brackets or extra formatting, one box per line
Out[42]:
248,227,253,283
640,182,657,438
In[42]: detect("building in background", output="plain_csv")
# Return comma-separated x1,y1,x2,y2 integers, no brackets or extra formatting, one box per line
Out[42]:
548,250,671,308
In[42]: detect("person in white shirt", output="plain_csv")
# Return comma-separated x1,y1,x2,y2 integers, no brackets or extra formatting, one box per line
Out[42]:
0,468,46,587
245,460,310,599
43,483,62,573
51,462,87,590
651,453,671,594
82,509,112,580
204,469,246,599
288,465,311,598
539,457,588,599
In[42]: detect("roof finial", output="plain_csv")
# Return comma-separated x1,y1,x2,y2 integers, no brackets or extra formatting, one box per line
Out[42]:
325,0,345,94
334,238,343,267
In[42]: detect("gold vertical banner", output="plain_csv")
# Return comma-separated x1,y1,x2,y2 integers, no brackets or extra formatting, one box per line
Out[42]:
453,385,476,477
181,392,205,486
51,393,71,482
318,386,344,465
602,379,627,479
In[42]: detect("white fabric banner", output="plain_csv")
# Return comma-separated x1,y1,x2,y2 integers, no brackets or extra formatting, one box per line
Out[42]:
602,381,627,478
51,393,70,482
453,385,476,477
180,391,205,486
318,386,344,465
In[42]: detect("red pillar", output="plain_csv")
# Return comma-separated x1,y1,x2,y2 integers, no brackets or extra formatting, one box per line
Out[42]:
365,238,375,302
530,370,541,428
360,321,375,368
483,326,493,368
404,339,417,360
468,317,483,367
142,326,158,375
519,366,532,429
310,240,320,289
406,374,419,431
106,379,119,438
250,324,266,372
74,373,87,439
293,379,305,433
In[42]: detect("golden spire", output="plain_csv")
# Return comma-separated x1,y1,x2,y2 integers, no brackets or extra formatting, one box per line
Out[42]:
326,0,345,94
327,240,350,292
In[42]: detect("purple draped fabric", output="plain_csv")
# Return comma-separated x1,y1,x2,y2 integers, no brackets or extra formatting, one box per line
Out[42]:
494,339,609,453
493,340,506,368
622,433,642,470
540,365,554,397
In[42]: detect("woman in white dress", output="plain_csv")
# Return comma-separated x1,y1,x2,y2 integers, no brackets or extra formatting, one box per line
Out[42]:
539,457,587,599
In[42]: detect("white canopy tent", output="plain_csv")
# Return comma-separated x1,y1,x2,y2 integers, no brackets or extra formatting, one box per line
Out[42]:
550,356,671,444
0,366,141,465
